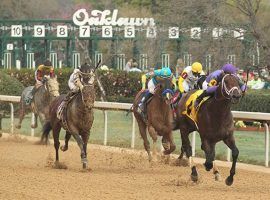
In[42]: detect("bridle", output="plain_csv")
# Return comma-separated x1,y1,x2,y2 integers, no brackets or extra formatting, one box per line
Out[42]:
215,74,241,102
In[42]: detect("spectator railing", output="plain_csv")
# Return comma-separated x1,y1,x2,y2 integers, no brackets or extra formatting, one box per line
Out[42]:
0,95,269,167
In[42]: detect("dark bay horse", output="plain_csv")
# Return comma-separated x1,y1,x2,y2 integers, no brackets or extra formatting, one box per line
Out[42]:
133,78,176,161
16,76,59,130
174,73,242,186
42,63,97,169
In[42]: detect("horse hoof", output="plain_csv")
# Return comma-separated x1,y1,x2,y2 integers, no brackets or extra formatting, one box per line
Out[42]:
204,162,213,171
82,162,88,169
225,176,234,186
214,172,221,181
191,174,198,182
60,145,68,152
15,125,21,129
31,124,37,128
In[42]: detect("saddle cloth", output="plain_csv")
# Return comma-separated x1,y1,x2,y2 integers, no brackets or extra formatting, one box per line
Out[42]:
56,92,78,131
182,90,210,126
24,86,34,105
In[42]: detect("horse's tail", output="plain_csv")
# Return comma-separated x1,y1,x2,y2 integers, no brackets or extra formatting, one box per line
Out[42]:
41,121,52,144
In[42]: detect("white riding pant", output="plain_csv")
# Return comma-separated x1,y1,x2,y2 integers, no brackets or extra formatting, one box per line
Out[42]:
182,80,195,92
202,80,208,90
147,79,156,94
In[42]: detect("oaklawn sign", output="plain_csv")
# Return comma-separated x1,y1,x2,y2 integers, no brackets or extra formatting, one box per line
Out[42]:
72,9,156,27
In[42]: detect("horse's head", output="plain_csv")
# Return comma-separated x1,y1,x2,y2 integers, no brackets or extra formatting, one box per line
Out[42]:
155,77,174,104
44,76,60,97
218,73,242,103
78,62,100,109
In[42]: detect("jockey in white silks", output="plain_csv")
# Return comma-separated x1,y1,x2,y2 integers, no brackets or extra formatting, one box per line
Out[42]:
178,62,205,94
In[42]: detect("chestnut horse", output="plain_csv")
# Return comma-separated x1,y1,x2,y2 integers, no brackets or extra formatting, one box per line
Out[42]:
41,63,98,169
133,78,176,161
174,73,242,186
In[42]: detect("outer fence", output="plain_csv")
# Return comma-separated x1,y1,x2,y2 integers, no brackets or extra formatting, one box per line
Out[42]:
0,95,270,167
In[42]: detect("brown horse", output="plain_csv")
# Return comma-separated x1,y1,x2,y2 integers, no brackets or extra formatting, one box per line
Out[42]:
133,78,176,161
174,73,242,186
16,76,59,130
41,63,97,169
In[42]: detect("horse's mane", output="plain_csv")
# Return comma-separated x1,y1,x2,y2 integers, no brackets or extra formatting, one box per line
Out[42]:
46,77,59,96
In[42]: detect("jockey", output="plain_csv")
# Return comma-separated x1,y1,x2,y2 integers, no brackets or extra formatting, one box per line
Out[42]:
34,60,55,86
138,67,172,113
68,68,83,92
195,63,246,106
178,62,205,94
30,60,55,100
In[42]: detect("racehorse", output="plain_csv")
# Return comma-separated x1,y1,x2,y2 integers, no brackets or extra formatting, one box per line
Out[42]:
41,63,98,169
133,78,176,161
173,73,242,186
15,76,59,130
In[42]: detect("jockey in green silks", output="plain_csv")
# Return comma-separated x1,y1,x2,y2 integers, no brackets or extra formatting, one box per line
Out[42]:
138,67,172,112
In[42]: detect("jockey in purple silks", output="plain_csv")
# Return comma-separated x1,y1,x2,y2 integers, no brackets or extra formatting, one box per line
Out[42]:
195,63,246,106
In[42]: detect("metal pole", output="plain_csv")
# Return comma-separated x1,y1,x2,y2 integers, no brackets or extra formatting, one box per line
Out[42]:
227,147,231,162
131,113,136,148
103,111,108,146
31,113,35,137
192,131,196,156
264,123,269,167
9,103,14,134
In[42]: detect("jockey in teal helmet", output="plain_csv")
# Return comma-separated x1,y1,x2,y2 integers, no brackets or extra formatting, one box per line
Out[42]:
138,67,172,112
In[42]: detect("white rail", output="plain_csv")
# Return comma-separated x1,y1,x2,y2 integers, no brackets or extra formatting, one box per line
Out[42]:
0,95,269,167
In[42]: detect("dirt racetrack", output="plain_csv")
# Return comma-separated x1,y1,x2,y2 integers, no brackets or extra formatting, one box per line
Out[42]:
1,133,270,200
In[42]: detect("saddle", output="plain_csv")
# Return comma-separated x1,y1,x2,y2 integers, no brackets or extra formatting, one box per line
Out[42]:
182,90,210,129
57,92,79,131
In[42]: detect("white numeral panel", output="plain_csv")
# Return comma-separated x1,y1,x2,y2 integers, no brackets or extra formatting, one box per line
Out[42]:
57,25,68,37
102,26,113,38
34,25,45,37
168,27,179,39
11,25,22,37
146,27,156,38
124,26,135,38
79,26,90,38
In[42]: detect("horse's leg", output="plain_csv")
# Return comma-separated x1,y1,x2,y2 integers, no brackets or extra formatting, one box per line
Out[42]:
137,118,151,161
31,113,38,128
148,126,158,161
15,101,25,129
180,129,198,182
81,132,90,169
223,134,239,186
201,140,220,181
60,131,71,152
150,122,176,155
52,124,61,163
163,131,176,155
72,133,87,169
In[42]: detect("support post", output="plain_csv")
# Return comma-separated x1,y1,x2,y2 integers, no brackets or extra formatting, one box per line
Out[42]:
227,147,231,162
131,113,136,148
31,113,35,137
265,123,269,167
103,111,108,146
192,131,196,156
9,103,14,134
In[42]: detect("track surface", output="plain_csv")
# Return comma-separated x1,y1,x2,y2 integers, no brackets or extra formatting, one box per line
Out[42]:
1,134,270,200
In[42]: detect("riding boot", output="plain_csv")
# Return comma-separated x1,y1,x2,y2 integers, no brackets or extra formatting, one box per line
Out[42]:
138,92,153,117
195,90,209,108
